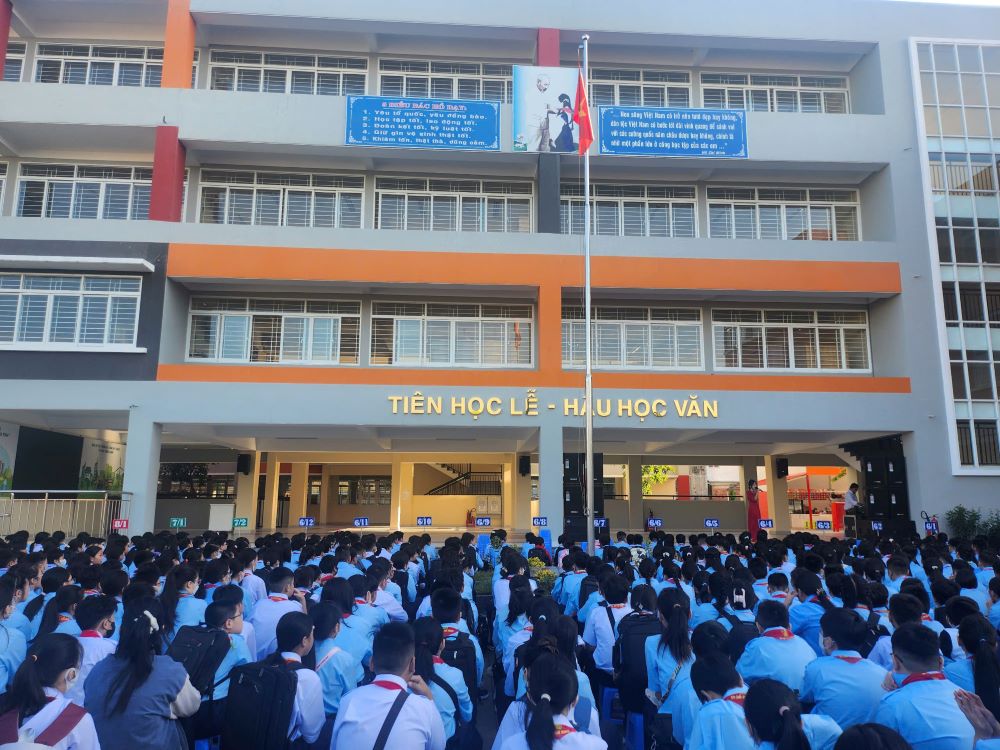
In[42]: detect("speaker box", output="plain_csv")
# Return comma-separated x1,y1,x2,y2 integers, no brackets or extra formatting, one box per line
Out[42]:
776,458,789,479
236,454,252,476
518,454,531,477
563,453,604,486
562,482,605,518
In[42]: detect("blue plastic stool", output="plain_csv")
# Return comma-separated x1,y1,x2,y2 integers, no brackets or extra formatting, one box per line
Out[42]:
625,711,644,750
476,533,491,560
600,686,624,727
539,529,553,553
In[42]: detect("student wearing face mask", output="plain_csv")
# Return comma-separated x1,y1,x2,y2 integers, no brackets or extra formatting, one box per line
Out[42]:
0,633,101,749
66,595,117,707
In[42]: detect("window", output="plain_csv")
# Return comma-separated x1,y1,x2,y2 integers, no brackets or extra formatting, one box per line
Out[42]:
701,72,849,113
371,302,533,367
199,170,363,228
208,50,366,96
0,273,141,349
560,183,696,237
3,41,25,82
707,187,860,241
187,298,360,364
589,68,690,107
711,309,870,371
562,306,702,369
16,164,152,220
375,178,532,232
378,59,512,102
34,44,165,87
337,477,391,505
0,163,6,208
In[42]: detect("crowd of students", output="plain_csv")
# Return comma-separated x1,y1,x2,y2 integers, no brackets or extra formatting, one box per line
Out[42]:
0,525,1000,750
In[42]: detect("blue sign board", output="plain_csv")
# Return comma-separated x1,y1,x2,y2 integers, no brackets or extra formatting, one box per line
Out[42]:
758,519,774,529
925,521,940,533
648,518,663,529
532,517,548,527
346,96,500,151
352,517,369,528
871,521,884,532
298,517,315,528
816,520,833,531
704,518,720,529
475,517,492,527
598,107,747,158
416,516,433,527
594,517,609,529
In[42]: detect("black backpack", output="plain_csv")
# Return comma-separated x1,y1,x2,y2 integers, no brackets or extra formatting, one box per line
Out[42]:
719,610,759,661
527,548,551,565
612,611,663,712
167,625,232,697
221,661,301,750
578,575,600,609
859,610,885,657
430,673,483,750
441,631,479,700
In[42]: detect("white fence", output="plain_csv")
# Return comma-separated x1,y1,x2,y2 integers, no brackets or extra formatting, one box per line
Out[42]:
0,491,132,538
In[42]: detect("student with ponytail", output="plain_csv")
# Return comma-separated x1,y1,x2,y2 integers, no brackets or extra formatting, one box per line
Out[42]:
645,587,700,749
503,597,560,698
260,611,325,746
788,570,834,656
158,564,204,641
0,633,100,749
944,613,1000,720
37,585,84,638
414,616,473,742
744,678,843,750
0,579,27,692
515,615,595,708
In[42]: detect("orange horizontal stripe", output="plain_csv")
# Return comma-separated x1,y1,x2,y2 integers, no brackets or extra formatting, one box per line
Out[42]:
166,245,901,295
156,364,910,393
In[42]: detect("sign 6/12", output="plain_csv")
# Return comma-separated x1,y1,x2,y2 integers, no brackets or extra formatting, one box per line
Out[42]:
532,517,548,527
475,517,492,527
299,517,316,527
704,518,720,529
416,516,433,527
351,517,368,528
871,521,884,532
594,517,608,529
648,518,663,528
168,517,187,529
232,517,249,528
816,520,832,531
758,519,774,529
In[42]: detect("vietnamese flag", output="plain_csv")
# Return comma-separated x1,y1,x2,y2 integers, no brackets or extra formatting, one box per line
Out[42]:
573,68,593,155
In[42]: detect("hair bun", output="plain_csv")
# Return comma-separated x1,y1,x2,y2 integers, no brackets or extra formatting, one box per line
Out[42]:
540,693,552,702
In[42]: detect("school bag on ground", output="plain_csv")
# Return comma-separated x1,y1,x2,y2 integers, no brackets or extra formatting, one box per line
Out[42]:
167,624,232,697
221,661,301,750
0,703,87,750
441,631,479,701
612,610,662,713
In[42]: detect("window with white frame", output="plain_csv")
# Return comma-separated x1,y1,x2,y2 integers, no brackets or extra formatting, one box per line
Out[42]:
199,170,363,228
707,187,859,241
16,164,152,220
208,50,367,96
562,306,703,369
589,68,690,107
187,298,361,364
371,302,533,367
560,183,696,237
701,73,849,114
711,309,870,371
378,59,512,102
34,44,165,87
0,274,142,349
3,41,25,82
0,163,6,208
375,178,532,233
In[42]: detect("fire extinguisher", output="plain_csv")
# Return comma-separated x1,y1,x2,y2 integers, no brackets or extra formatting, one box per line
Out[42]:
466,508,475,527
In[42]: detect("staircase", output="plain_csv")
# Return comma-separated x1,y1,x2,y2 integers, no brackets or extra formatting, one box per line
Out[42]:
428,470,502,496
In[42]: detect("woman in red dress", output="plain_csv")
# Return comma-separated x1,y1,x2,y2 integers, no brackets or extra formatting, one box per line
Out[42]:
746,478,762,536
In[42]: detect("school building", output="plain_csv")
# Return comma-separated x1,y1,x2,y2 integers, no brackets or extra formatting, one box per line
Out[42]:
0,0,998,538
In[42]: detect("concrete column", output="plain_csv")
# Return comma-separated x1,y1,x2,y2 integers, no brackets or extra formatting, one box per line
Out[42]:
289,463,309,525
122,411,161,534
150,126,186,222
514,458,533,533
162,0,196,89
390,459,415,528
627,457,645,531
319,465,333,523
538,425,564,535
0,0,12,82
502,457,515,531
764,455,792,534
261,455,281,530
233,452,260,529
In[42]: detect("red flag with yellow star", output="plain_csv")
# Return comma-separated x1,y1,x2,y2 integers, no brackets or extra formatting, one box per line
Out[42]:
573,68,593,155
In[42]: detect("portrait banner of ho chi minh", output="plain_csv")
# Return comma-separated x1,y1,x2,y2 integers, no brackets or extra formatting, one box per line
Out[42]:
512,65,581,153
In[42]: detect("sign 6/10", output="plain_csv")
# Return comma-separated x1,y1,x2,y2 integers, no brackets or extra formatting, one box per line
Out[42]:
704,518,720,529
532,517,548,527
758,519,774,529
351,517,368,528
648,518,663,528
475,517,492,527
232,517,249,528
168,517,187,529
816,520,832,531
416,516,433,527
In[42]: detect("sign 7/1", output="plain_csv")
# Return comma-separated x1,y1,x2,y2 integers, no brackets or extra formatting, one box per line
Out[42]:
475,517,492,527
168,517,187,529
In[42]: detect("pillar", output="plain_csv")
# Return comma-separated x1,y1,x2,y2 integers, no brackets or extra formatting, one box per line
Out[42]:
162,0,196,89
764,455,792,534
390,460,414,528
627,457,644,531
319,465,333,524
538,425,564,536
535,27,563,234
536,28,560,67
261,455,281,530
288,463,309,525
233,452,260,529
502,457,516,531
149,126,186,222
122,410,162,534
0,0,12,82
513,458,533,533
538,283,562,377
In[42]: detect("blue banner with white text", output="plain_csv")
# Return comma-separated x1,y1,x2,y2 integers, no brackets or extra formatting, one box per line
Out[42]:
346,96,501,151
598,106,748,158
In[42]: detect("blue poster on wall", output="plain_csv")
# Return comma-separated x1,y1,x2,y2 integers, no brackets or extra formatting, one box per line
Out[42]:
598,107,748,158
346,96,500,151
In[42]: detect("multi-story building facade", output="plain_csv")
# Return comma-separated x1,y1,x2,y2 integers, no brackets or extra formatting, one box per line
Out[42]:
0,0,997,536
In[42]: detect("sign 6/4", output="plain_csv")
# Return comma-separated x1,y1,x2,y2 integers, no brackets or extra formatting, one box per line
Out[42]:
704,518,720,529
475,517,492,527
532,517,548,527
416,516,433,527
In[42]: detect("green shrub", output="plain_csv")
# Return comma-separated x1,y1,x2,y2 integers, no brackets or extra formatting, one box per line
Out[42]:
945,504,984,539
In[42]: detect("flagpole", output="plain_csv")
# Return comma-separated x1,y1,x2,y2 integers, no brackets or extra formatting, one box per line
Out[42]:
581,34,596,554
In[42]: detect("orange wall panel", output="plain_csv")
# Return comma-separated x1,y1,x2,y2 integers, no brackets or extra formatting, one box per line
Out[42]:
162,0,196,89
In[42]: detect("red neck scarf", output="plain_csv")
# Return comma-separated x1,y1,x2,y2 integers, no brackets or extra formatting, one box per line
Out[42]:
553,725,577,741
373,679,404,691
901,671,946,686
80,630,102,638
834,654,862,664
723,692,746,706
762,627,794,640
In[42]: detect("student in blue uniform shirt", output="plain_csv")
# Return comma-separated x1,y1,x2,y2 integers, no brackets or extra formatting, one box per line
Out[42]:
873,622,975,750
687,651,755,750
321,578,377,670
189,601,252,744
159,564,207,642
744,678,842,750
644,588,700,748
431,588,483,688
334,546,365,580
36,585,84,638
582,575,633,675
414,617,473,741
304,602,360,750
943,613,1000,704
347,574,390,631
559,553,589,616
4,567,35,641
0,580,27,691
801,608,888,729
787,570,835,656
736,600,817,691
868,593,927,671
958,565,991,615
494,582,531,655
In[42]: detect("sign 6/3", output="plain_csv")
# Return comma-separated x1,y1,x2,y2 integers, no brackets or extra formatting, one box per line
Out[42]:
816,520,832,531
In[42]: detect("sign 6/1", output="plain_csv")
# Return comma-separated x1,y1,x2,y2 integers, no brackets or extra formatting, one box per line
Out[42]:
351,517,367,528
475,517,492,527
594,517,608,529
704,518,720,529
232,517,249,528
758,519,774,529
925,521,939,533
416,516,433,527
532,517,548,527
168,517,187,529
648,518,663,528
111,519,129,531
816,520,832,531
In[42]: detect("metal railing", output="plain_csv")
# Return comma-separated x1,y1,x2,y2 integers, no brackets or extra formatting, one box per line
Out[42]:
643,494,739,502
0,491,132,538
427,471,502,496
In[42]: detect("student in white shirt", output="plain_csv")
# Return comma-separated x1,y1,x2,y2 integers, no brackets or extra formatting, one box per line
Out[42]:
237,549,266,613
263,611,324,746
247,567,306,660
331,621,446,750
582,575,632,675
67,595,117,707
368,558,408,623
0,632,101,750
